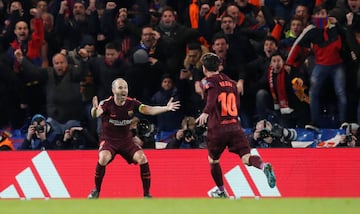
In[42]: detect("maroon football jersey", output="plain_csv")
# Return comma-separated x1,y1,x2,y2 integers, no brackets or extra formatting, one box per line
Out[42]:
99,96,141,141
201,73,241,132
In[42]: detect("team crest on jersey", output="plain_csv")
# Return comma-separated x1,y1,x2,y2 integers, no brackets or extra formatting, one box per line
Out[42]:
201,79,211,90
128,110,134,117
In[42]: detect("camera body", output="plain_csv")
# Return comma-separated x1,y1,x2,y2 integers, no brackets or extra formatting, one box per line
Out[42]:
258,124,297,142
183,129,195,138
183,126,207,139
259,129,272,139
35,125,45,133
72,130,82,139
137,119,152,137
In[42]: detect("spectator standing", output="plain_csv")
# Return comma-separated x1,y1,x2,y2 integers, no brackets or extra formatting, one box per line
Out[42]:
264,0,313,24
55,0,100,51
0,55,24,129
66,35,101,137
127,25,166,103
285,5,348,128
330,0,360,124
100,3,140,61
279,15,305,56
0,0,31,52
154,6,200,75
210,32,251,127
177,42,207,117
89,42,129,101
294,4,311,27
14,49,88,135
6,8,46,123
150,74,183,142
218,15,258,127
41,12,62,66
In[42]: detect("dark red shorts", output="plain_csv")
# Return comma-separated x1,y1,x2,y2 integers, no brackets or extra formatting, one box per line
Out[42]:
99,137,142,164
206,128,250,160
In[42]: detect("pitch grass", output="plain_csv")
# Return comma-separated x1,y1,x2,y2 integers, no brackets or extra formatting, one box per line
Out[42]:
1,198,359,214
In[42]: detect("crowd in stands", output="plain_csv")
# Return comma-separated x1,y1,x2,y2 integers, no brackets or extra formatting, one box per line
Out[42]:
0,0,359,150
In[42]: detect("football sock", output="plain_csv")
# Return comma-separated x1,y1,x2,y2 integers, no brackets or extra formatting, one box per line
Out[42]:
249,155,264,170
95,162,105,192
140,162,151,196
210,163,224,188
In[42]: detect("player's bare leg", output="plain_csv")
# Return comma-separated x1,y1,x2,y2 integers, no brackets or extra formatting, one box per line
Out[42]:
88,150,112,199
133,150,152,198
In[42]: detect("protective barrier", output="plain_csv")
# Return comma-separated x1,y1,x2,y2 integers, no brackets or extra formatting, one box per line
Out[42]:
1,149,359,199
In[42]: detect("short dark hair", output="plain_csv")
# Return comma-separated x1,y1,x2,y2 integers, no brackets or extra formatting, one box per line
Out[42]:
269,51,285,61
264,35,278,46
201,53,220,72
187,42,202,51
313,4,327,14
211,32,229,45
161,6,175,16
105,42,121,52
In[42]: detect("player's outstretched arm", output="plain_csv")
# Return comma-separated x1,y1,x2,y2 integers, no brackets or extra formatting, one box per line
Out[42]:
140,97,181,115
91,96,104,118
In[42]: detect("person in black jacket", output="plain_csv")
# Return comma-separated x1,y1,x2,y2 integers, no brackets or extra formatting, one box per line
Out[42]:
14,48,88,135
19,114,61,150
154,6,200,75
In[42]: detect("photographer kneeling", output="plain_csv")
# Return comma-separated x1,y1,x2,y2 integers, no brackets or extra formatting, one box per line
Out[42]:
130,117,156,149
337,123,360,148
251,120,296,148
60,126,99,150
166,116,206,149
19,114,61,150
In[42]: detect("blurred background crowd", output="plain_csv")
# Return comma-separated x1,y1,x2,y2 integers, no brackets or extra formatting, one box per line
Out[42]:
0,0,359,150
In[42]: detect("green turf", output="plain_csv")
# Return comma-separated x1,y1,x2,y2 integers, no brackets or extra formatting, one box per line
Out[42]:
1,198,359,214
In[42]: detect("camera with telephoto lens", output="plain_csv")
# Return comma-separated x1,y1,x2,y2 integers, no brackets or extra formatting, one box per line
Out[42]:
184,126,207,139
258,123,297,142
35,125,45,133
